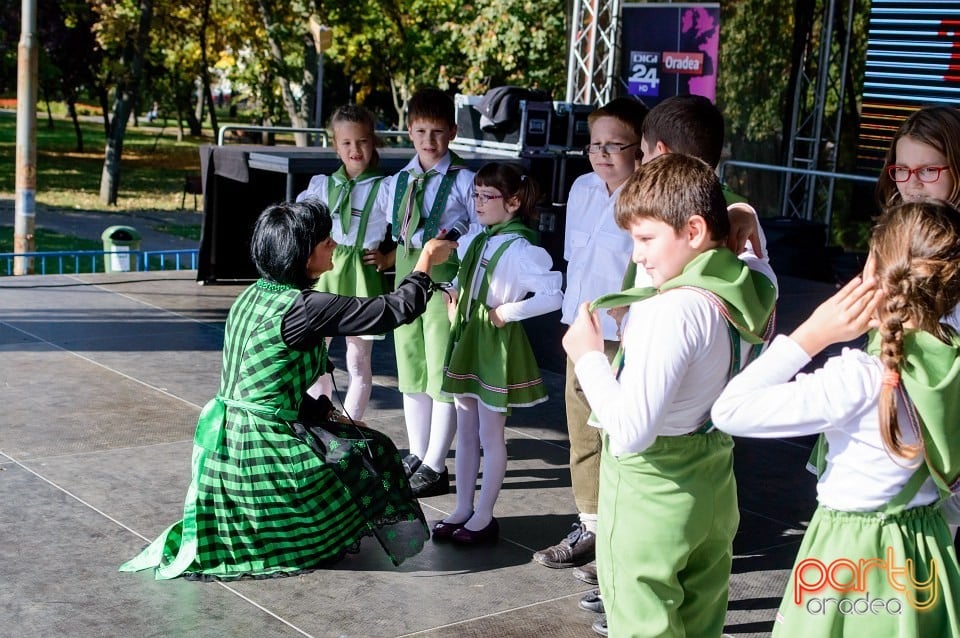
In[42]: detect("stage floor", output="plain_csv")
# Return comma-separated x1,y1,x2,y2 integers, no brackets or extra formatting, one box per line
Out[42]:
1,270,836,638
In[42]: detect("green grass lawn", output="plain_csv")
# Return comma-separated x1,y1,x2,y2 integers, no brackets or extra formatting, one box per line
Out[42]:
0,225,107,274
0,111,204,212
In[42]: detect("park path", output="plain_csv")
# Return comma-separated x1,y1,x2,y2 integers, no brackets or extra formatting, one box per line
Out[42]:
0,197,201,252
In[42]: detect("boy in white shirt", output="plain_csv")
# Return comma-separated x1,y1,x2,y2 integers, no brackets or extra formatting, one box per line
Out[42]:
373,88,476,497
563,153,777,638
533,97,649,572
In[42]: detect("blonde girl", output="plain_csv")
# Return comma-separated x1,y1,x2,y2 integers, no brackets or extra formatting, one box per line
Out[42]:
296,104,390,419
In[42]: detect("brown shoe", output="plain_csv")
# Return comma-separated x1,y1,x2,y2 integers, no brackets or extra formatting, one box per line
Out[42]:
532,522,595,568
573,560,598,585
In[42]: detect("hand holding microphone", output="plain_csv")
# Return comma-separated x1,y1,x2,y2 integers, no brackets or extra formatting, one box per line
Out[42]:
440,217,471,242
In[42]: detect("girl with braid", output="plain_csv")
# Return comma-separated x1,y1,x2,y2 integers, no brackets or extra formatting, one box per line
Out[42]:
712,200,960,637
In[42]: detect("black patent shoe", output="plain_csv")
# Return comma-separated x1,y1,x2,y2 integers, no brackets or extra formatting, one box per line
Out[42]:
450,517,499,544
409,465,449,497
402,453,422,478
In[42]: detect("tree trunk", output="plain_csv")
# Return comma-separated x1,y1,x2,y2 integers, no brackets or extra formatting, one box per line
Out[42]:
255,0,308,146
67,98,83,153
194,78,205,133
199,0,219,136
97,85,111,137
99,0,154,205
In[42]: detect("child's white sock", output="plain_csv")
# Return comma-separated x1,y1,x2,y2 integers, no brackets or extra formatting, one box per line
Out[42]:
579,512,598,535
422,399,456,471
402,392,432,460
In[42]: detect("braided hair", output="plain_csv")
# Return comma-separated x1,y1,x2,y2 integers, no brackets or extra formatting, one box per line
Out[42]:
870,200,960,457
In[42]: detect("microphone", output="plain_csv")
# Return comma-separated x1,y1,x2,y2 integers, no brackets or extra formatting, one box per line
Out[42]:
442,218,471,242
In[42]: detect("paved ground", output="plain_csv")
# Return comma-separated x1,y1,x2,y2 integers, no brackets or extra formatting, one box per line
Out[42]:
0,262,842,638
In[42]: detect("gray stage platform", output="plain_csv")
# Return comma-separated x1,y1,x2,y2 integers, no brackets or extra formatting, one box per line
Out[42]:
0,270,837,638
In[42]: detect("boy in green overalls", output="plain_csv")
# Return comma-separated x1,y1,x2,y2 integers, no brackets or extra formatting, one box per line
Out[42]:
376,88,476,497
563,153,778,637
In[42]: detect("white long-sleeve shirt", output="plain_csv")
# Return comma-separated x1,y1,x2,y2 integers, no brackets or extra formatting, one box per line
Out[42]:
575,254,777,456
711,335,943,514
454,228,563,322
375,152,476,249
562,172,632,340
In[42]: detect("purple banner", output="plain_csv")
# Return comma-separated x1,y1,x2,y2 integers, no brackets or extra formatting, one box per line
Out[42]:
621,3,720,106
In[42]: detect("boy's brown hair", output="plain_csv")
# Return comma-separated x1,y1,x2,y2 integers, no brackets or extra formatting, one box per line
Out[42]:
587,96,649,142
641,95,725,167
407,88,456,128
615,153,729,240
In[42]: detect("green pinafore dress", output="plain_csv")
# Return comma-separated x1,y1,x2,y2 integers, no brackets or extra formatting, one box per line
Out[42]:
442,228,547,411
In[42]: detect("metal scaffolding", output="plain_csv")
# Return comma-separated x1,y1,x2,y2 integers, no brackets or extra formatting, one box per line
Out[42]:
781,0,856,223
565,0,622,105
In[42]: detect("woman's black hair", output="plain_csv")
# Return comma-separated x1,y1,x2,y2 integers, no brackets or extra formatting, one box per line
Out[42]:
250,200,332,289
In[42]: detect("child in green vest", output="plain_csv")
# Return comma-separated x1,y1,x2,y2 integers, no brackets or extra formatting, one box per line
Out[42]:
712,200,960,637
375,88,477,497
431,162,562,544
296,104,389,420
563,153,777,637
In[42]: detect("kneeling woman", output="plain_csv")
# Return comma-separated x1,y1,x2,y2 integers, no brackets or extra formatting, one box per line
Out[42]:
121,200,455,580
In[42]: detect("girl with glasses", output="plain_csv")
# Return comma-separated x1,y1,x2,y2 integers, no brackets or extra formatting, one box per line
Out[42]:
877,105,960,208
431,162,563,544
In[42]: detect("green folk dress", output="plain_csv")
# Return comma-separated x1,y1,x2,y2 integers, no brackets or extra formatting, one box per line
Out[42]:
121,277,431,580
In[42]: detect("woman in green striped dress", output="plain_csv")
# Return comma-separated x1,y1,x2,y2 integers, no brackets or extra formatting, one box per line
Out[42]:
121,200,455,580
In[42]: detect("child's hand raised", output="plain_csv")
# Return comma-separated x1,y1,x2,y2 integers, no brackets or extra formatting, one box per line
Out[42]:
417,238,457,270
562,302,604,363
363,248,395,273
789,273,882,358
727,204,763,257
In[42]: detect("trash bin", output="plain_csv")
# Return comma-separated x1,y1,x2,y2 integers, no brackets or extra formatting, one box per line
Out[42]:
102,225,142,273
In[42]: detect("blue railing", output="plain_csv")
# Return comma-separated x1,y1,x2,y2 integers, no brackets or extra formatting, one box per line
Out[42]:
0,249,200,276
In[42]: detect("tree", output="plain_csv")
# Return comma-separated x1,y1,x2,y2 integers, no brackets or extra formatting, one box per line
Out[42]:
325,0,465,126
94,0,155,205
447,0,566,97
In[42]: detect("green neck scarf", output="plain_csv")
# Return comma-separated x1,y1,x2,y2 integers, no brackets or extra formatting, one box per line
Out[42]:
592,248,777,345
867,328,960,493
453,217,536,326
328,166,382,234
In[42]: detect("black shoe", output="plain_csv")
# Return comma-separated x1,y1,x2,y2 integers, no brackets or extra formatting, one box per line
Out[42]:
450,518,499,544
432,519,467,541
409,465,449,497
402,453,422,478
532,522,595,568
591,614,607,636
573,560,598,585
579,589,604,614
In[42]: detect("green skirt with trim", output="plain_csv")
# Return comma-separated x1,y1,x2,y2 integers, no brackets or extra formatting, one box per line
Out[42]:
120,406,427,580
442,305,546,411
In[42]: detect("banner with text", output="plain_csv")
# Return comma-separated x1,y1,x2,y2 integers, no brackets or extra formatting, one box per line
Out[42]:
621,3,720,107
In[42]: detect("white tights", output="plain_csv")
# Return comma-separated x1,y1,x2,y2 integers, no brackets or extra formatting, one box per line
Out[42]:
307,336,373,420
445,396,507,532
403,392,456,473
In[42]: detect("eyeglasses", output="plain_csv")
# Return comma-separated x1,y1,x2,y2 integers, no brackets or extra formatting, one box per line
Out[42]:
887,165,950,183
582,142,639,155
471,192,504,204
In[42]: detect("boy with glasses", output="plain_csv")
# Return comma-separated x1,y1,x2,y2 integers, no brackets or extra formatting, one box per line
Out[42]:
533,97,649,575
